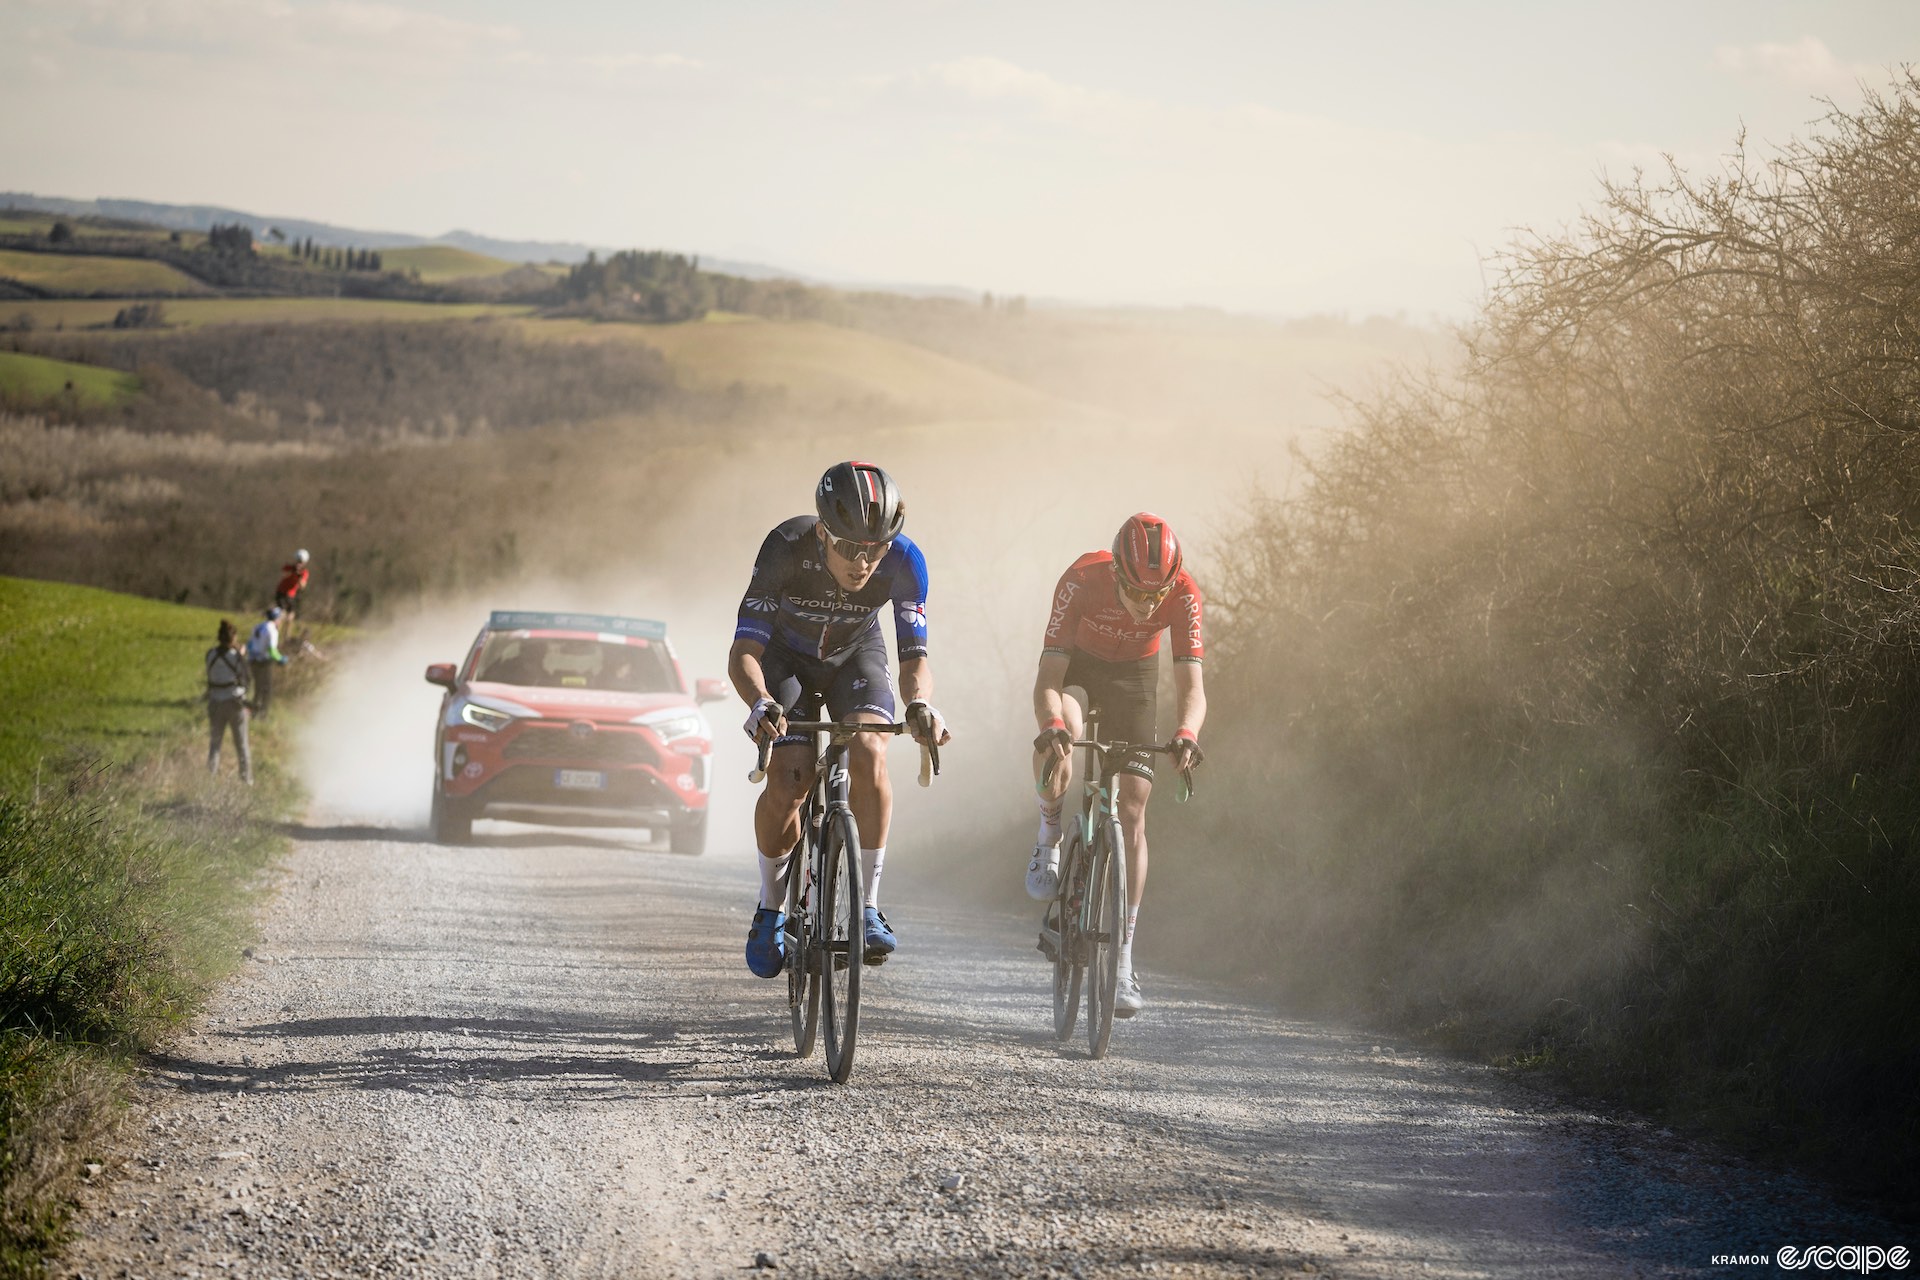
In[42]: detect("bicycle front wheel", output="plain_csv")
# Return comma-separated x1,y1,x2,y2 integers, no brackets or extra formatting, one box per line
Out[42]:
1051,830,1085,1041
818,807,865,1083
1085,816,1126,1059
786,830,819,1058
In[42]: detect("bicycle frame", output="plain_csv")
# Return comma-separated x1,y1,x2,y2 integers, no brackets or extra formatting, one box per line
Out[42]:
752,715,938,1083
1040,712,1191,1058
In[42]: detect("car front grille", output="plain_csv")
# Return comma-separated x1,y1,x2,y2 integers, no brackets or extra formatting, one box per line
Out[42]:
502,724,656,765
481,767,679,808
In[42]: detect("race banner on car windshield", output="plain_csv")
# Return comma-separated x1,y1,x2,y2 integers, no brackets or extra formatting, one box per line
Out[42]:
488,611,669,639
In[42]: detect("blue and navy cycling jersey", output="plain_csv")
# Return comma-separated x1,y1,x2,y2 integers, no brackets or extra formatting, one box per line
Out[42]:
734,515,930,661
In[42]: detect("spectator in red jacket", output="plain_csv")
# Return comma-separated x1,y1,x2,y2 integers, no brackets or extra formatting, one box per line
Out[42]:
275,549,310,621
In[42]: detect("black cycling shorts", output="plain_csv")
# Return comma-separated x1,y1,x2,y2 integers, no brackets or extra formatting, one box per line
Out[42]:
1061,650,1158,781
759,631,896,747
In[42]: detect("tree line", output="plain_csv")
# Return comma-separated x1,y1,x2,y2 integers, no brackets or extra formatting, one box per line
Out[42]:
288,237,383,272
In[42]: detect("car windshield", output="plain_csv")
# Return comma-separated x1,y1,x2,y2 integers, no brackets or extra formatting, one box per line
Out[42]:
473,635,678,693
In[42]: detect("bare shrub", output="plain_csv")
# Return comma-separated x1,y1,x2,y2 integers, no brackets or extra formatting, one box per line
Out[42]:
1182,73,1920,1207
110,302,167,330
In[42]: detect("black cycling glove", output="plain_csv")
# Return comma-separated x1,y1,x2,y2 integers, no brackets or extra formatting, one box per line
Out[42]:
1034,726,1073,755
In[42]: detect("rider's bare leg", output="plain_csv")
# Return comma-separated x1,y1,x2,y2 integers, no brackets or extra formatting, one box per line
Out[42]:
755,743,814,907
846,710,892,902
1115,772,1151,972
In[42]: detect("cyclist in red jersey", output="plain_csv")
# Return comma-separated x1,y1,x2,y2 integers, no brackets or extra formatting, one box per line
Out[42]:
1027,512,1206,1017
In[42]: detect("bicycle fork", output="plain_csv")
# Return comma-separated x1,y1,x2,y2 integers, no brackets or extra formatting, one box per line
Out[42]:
818,753,858,973
1082,787,1128,958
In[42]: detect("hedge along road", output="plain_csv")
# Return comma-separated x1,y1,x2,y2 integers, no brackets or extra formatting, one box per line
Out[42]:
62,819,1901,1279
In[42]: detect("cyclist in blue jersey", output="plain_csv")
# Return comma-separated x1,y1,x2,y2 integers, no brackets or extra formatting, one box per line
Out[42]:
729,461,951,978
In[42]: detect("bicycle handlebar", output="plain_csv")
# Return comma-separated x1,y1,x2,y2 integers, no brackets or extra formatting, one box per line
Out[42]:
1041,738,1199,800
748,720,941,787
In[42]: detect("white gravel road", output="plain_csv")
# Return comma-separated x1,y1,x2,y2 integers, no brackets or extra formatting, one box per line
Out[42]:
61,819,1906,1279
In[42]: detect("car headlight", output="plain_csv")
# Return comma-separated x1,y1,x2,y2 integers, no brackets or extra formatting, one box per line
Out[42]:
461,702,516,733
640,713,702,741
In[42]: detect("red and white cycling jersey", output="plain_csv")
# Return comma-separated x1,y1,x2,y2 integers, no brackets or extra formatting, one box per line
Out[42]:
1042,551,1204,664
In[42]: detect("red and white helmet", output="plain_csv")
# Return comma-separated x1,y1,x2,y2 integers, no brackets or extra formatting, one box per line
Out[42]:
1112,512,1182,594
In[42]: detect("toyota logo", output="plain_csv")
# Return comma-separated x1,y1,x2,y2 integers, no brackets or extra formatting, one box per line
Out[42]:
569,721,595,738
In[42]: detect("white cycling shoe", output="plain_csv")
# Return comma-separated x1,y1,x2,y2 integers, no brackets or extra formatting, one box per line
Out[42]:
1114,971,1144,1018
1025,844,1061,900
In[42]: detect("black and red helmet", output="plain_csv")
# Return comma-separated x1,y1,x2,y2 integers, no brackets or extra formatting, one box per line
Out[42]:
816,461,906,543
1112,512,1183,593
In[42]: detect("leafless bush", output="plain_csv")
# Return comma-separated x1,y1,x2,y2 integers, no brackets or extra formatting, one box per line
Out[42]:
1225,72,1920,770
1185,73,1920,1205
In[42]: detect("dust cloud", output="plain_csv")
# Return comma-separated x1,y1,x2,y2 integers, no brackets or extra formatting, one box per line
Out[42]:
296,319,1421,909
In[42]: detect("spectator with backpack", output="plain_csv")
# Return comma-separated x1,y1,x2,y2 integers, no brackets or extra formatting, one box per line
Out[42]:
205,619,252,784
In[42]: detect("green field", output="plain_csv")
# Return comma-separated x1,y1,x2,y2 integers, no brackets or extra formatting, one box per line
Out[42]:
0,576,308,1268
381,244,523,282
1,295,532,331
0,216,177,242
538,313,1079,419
0,249,211,296
0,578,231,796
0,350,139,408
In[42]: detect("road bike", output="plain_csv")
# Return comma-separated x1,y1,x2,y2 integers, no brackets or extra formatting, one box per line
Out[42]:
751,712,938,1083
1039,714,1193,1059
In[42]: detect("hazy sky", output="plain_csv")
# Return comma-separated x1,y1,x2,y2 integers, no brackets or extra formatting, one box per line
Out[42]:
1,0,1912,315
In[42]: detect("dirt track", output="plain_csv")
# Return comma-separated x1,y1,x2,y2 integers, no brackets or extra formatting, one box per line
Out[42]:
62,819,1901,1279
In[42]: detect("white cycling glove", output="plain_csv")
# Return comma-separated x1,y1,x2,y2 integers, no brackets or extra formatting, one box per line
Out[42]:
905,700,950,745
744,697,783,742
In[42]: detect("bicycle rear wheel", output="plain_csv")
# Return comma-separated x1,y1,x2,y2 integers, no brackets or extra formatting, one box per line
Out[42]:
786,829,819,1058
1051,830,1085,1041
1085,816,1126,1059
818,807,864,1083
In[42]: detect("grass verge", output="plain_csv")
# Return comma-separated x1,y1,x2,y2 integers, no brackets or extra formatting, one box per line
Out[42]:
0,577,321,1273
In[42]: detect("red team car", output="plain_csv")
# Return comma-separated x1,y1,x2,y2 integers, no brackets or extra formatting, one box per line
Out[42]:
425,611,727,852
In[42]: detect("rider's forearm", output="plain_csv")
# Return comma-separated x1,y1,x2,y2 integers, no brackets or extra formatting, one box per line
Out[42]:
1173,662,1207,738
1032,652,1069,730
898,655,933,707
728,639,773,706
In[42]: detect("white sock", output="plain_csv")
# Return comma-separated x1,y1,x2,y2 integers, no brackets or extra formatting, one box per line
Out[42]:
1118,906,1140,974
1036,795,1063,848
861,846,886,907
757,850,792,910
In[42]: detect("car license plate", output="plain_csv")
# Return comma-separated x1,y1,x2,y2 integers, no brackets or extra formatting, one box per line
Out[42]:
554,769,606,791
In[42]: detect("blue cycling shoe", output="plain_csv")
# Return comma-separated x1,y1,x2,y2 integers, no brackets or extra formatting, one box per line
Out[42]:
746,907,787,978
862,906,897,964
